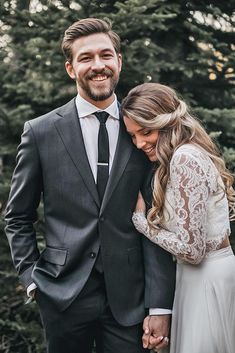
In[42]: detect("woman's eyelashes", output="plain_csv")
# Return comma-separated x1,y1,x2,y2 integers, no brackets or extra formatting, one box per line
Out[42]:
143,130,151,136
129,130,152,139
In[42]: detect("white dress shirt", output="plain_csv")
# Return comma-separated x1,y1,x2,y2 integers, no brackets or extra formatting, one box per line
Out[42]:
75,93,120,181
27,93,171,315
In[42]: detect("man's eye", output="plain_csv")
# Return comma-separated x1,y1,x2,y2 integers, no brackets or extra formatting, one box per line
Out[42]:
80,57,90,62
102,54,113,59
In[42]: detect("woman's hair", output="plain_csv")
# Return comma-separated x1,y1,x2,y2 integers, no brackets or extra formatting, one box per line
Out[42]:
61,18,121,63
121,82,235,225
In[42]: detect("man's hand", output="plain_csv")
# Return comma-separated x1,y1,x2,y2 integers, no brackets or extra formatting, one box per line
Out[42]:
142,314,171,351
25,288,37,304
30,288,36,299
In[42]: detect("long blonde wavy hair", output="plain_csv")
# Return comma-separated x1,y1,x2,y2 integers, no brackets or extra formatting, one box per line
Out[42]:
121,83,235,225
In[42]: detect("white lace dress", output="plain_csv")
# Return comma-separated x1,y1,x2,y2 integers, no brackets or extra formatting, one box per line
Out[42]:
133,144,235,353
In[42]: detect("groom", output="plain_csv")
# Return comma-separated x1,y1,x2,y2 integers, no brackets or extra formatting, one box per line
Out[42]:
5,18,175,353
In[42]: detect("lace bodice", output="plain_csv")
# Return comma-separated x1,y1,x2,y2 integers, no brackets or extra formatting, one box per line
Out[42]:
133,144,231,264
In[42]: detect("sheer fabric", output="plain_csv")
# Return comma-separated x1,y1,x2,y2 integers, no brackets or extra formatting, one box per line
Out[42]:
133,144,231,264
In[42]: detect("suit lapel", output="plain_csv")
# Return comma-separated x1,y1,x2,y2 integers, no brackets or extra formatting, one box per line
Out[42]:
54,99,100,207
100,119,133,214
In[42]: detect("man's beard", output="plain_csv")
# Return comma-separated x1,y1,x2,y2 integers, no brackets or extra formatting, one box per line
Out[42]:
77,69,119,101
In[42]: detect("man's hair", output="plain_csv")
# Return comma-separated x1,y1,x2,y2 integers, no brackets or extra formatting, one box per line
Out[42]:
61,18,121,62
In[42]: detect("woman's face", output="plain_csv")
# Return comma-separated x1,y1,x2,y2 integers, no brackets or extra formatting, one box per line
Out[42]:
124,116,159,161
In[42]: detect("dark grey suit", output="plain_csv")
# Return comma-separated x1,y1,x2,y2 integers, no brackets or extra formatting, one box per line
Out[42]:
5,98,175,352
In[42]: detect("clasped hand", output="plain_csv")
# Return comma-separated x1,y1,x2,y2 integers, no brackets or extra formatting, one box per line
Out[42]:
143,315,171,351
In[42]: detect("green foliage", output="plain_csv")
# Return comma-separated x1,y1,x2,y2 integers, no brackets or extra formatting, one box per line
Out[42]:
222,147,235,171
0,1,235,352
0,295,44,353
194,107,235,148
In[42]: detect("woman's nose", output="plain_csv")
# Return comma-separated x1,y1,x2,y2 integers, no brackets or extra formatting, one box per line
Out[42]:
135,137,146,149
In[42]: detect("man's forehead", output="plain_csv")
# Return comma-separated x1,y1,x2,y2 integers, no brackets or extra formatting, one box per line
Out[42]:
72,33,115,54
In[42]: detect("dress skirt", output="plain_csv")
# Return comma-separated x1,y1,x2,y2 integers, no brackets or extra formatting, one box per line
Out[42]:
169,246,235,353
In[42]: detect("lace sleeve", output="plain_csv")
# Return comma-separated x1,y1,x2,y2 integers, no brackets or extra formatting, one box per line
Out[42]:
133,149,214,264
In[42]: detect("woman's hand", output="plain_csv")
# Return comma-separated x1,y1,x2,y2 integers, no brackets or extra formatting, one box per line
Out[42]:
135,192,146,214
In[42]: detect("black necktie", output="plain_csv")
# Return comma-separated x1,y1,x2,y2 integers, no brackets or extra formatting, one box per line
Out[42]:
94,111,110,201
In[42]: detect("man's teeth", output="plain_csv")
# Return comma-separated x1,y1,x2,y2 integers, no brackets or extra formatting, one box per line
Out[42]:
92,75,107,81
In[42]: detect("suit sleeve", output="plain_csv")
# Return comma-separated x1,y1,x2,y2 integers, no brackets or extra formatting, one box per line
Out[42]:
141,166,176,309
142,236,176,309
5,121,42,288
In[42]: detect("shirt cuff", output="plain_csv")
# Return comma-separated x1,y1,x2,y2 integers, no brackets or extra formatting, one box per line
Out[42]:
149,308,172,315
27,282,37,297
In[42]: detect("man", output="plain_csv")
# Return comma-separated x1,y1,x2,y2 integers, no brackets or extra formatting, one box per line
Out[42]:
5,18,175,353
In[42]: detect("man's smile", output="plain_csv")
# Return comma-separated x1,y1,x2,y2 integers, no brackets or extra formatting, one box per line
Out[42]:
90,75,108,81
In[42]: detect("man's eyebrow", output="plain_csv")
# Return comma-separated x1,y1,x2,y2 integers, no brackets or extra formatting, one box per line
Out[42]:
100,48,115,52
77,51,91,57
77,48,114,56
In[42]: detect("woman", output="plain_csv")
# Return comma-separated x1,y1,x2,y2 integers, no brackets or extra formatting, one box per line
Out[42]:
121,83,235,353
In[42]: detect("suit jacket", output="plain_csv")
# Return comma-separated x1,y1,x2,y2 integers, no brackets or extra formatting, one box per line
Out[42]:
5,98,175,326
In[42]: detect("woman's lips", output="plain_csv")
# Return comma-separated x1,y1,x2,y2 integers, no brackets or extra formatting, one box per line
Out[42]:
143,146,155,154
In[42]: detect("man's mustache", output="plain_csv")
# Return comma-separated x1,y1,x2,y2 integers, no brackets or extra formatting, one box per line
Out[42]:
86,69,113,80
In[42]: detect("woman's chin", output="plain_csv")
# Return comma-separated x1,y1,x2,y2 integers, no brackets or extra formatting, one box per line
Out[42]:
145,153,157,162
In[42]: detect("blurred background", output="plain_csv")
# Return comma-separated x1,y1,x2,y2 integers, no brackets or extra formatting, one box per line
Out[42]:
0,0,234,352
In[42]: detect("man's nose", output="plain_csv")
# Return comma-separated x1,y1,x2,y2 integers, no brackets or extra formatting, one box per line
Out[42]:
91,57,105,71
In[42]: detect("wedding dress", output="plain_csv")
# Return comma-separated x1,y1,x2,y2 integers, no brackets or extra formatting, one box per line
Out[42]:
133,144,235,353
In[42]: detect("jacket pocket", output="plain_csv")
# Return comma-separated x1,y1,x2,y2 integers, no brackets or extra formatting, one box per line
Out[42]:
41,247,68,265
34,247,68,278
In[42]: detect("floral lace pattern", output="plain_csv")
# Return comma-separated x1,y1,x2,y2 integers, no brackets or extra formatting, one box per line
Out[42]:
133,144,230,264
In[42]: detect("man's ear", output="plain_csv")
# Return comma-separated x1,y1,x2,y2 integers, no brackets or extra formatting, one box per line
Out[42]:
65,61,75,80
118,53,122,73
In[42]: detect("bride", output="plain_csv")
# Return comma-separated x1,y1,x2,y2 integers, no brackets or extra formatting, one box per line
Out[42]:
121,82,235,353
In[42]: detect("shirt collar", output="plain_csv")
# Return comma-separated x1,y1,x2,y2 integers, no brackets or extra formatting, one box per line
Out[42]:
75,93,120,120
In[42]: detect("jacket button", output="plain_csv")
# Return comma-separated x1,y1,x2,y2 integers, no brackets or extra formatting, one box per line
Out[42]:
100,217,105,222
89,252,96,258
